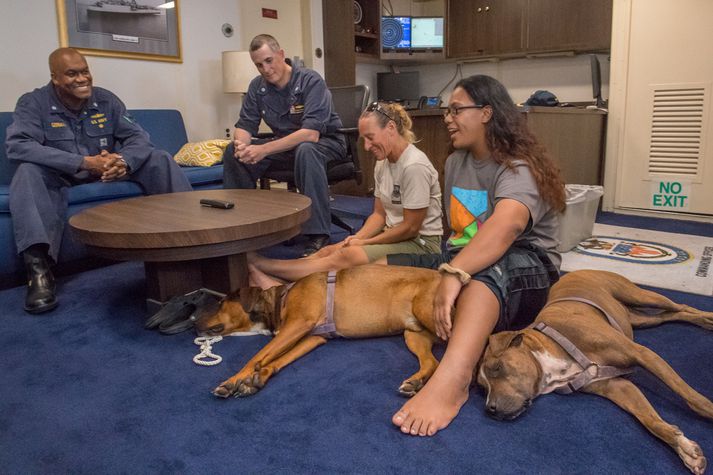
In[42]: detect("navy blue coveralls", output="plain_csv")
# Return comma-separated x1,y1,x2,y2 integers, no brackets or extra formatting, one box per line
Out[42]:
222,67,346,236
6,83,192,262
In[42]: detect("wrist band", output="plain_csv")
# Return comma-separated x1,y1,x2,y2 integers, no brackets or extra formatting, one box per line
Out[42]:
438,263,472,285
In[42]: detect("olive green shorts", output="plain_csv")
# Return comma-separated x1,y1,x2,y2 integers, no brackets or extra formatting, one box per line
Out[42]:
362,234,442,263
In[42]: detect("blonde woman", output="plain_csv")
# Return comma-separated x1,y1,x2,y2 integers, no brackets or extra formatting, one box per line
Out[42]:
248,101,443,287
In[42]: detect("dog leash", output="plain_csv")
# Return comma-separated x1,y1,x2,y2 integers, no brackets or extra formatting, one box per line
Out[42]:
310,270,340,338
535,296,633,393
547,297,624,333
193,336,223,366
533,323,633,393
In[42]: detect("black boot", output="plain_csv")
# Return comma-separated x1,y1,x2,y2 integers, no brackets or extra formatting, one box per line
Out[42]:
23,245,58,314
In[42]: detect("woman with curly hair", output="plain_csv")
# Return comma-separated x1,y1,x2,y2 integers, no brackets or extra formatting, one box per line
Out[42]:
384,75,565,437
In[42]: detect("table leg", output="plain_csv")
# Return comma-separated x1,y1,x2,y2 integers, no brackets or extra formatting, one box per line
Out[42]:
144,253,249,311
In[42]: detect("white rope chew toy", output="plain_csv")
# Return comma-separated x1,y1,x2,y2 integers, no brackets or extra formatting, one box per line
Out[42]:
193,336,223,366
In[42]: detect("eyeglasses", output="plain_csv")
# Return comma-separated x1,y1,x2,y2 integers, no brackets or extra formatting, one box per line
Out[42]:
366,101,395,122
443,104,486,118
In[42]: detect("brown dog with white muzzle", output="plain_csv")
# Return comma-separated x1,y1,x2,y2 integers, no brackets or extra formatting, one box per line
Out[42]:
195,264,443,399
477,269,713,474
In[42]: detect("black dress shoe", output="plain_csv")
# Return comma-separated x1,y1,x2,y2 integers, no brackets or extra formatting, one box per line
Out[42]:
23,248,58,314
301,234,330,257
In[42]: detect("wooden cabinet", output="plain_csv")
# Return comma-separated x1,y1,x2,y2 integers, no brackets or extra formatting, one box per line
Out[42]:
323,0,356,86
527,0,613,53
446,0,611,60
447,0,526,58
409,108,607,192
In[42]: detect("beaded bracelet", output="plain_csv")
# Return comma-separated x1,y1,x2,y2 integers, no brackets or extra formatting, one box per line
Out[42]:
438,263,472,285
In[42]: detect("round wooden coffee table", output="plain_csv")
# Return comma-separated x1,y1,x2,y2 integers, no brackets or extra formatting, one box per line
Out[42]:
69,189,311,310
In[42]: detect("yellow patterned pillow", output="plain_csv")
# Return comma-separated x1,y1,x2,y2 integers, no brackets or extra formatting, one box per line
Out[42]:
173,139,230,166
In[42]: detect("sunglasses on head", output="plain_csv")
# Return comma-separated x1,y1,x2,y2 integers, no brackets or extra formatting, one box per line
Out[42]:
366,102,396,122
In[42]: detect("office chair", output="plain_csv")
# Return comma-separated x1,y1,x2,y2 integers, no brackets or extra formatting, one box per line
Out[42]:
259,84,370,234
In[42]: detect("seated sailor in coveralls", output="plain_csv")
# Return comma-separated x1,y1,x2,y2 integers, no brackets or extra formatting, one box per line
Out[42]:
222,34,347,257
6,47,192,314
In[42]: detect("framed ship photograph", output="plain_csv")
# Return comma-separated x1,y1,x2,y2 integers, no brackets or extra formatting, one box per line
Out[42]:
56,0,182,63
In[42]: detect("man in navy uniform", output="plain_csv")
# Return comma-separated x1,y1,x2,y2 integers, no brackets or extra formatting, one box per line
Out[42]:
222,34,346,256
6,47,192,314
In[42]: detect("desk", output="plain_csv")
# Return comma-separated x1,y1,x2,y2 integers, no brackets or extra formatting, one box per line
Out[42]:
69,190,311,310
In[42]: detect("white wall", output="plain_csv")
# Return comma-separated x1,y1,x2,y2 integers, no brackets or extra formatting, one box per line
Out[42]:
238,0,305,61
0,0,243,141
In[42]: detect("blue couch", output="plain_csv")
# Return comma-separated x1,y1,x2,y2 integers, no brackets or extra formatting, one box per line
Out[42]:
0,109,224,286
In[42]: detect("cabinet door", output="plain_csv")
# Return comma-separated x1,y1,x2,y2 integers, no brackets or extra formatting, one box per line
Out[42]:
323,0,356,86
527,0,612,52
446,0,479,58
447,0,525,58
477,0,526,55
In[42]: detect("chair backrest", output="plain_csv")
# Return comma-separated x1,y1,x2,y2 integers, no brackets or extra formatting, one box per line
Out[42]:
261,85,369,188
329,85,370,130
327,85,370,186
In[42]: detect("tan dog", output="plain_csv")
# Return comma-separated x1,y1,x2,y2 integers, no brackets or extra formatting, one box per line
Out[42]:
477,269,713,474
195,264,442,399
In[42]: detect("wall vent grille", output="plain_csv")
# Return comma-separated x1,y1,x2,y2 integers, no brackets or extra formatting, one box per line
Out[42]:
647,86,706,176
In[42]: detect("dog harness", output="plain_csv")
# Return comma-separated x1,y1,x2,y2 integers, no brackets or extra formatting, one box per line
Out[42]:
310,270,340,339
534,297,634,394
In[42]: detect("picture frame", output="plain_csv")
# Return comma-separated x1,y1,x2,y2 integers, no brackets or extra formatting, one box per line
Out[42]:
55,0,182,63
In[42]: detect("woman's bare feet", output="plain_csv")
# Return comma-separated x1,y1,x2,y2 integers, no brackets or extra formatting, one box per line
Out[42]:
391,365,471,436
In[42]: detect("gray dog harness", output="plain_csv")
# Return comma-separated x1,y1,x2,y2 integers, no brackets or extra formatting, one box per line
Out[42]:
534,297,634,394
310,270,340,339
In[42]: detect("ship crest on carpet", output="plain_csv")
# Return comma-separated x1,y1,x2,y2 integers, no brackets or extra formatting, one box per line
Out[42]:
575,236,690,264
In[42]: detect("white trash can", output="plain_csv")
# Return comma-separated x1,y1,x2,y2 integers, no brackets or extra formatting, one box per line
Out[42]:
557,184,604,252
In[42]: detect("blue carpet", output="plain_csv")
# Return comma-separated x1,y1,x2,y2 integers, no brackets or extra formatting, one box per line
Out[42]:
0,199,711,474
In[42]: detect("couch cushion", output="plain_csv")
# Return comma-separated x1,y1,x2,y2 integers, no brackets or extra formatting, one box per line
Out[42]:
129,109,188,156
181,164,224,187
0,112,18,187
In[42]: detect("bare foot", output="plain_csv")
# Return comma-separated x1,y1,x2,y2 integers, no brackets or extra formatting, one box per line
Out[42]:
392,368,471,436
247,263,284,290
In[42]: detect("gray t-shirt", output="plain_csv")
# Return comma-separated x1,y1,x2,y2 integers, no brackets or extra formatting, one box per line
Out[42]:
443,150,561,268
374,143,443,236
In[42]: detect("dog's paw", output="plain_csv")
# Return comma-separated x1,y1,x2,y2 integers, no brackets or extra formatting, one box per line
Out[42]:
213,382,235,398
230,371,264,397
399,378,425,397
674,431,706,474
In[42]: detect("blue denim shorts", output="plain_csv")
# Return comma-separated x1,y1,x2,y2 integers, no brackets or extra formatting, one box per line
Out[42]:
387,243,559,332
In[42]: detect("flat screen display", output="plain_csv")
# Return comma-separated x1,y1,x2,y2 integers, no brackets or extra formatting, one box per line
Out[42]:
377,71,420,102
411,17,444,49
381,16,411,50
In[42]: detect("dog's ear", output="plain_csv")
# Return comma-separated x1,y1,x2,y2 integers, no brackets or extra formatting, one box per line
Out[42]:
487,331,523,355
239,287,263,313
510,333,524,348
258,284,289,311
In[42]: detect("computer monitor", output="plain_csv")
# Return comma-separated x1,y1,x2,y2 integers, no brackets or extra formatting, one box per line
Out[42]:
590,54,605,108
381,16,411,50
376,71,420,102
411,17,444,49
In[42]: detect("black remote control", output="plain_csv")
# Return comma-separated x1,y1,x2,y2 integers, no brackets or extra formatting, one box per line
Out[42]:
200,199,234,209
